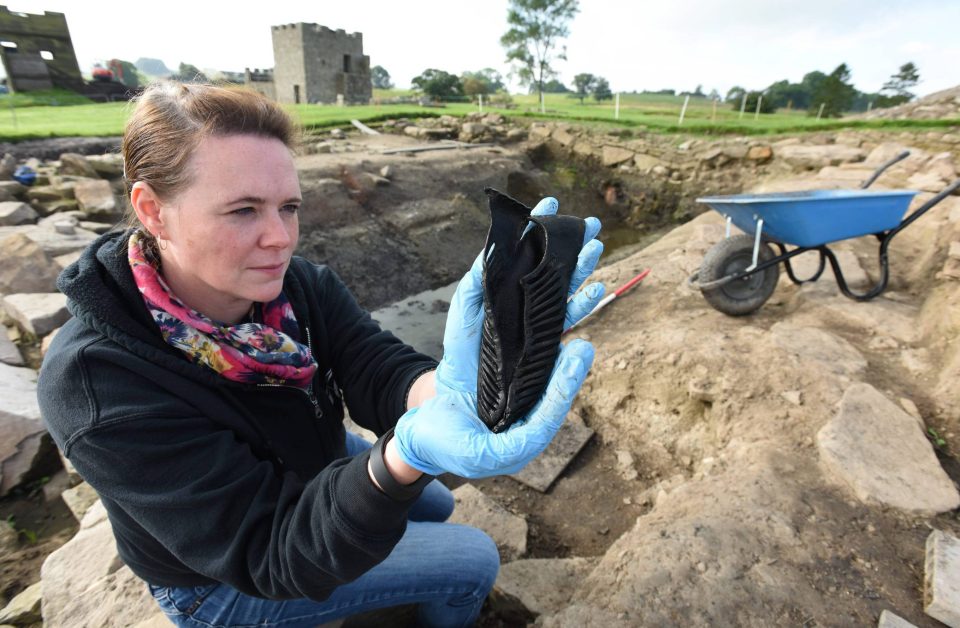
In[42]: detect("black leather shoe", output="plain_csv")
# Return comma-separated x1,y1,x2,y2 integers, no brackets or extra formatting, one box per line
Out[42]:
477,189,585,433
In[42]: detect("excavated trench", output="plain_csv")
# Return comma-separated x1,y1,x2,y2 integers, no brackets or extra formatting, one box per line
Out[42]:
295,135,736,575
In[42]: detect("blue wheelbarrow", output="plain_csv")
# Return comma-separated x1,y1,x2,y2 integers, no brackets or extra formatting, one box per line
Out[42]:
689,151,960,315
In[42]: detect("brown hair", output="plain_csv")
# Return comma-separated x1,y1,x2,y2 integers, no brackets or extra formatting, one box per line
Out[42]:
122,82,299,231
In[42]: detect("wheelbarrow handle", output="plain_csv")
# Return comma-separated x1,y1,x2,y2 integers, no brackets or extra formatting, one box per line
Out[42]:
890,177,960,238
861,150,911,189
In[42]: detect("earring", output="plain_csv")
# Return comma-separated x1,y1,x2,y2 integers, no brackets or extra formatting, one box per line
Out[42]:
157,232,168,251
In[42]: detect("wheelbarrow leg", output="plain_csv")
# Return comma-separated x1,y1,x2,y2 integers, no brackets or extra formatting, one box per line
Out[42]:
775,243,827,285
819,244,890,301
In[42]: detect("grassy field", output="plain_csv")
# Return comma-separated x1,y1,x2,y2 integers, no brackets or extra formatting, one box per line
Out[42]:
0,89,956,142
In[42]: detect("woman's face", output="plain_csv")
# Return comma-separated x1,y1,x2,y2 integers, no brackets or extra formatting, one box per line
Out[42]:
156,134,301,324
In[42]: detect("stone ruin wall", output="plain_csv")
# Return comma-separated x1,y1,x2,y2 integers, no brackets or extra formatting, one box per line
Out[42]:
0,5,83,93
271,22,371,105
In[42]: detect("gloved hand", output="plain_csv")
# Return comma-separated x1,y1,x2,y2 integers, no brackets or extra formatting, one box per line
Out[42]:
394,339,594,477
436,197,604,396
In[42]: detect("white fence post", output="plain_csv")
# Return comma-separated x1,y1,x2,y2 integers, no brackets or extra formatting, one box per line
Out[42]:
615,93,620,120
754,95,762,121
817,103,825,120
739,92,747,120
678,95,690,125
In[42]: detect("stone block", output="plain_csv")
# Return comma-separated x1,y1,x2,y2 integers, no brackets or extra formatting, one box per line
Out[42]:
74,179,117,217
510,419,594,492
47,561,159,628
496,557,597,616
925,530,960,627
0,153,15,179
949,242,960,261
571,141,595,158
449,484,527,562
0,330,23,366
0,181,26,197
85,154,125,178
58,153,100,178
746,145,773,162
0,202,37,226
41,515,121,624
2,292,70,336
553,128,575,146
878,609,918,627
0,581,41,625
602,145,634,167
818,383,959,514
633,153,660,172
0,363,45,496
529,124,552,140
0,233,61,294
61,482,100,522
777,144,866,169
908,171,950,194
0,224,98,256
25,185,64,204
41,467,74,503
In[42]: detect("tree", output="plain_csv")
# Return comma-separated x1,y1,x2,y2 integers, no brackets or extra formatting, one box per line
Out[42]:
371,65,393,90
880,62,919,105
542,79,569,93
593,77,612,101
764,79,811,110
501,0,579,104
411,68,464,101
726,86,746,103
173,63,208,83
572,72,595,104
810,63,856,117
800,71,827,99
461,68,505,98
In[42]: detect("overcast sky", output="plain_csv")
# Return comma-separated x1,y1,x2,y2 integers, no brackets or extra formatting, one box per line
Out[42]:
3,0,958,97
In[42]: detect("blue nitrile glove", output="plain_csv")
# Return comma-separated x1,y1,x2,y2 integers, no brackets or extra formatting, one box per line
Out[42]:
435,196,605,396
394,339,594,477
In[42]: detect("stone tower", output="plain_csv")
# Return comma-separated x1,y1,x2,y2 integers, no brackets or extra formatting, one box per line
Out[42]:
0,5,83,92
271,23,371,105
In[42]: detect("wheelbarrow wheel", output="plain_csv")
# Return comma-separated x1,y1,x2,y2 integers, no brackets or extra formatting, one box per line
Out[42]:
699,234,779,316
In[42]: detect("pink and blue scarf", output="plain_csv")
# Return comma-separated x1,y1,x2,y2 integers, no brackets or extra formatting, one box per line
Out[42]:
128,231,317,388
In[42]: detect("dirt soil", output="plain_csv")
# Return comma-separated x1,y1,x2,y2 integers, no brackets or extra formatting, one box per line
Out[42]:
0,483,77,606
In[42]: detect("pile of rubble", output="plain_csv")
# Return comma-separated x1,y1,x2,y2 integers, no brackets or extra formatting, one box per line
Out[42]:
381,111,528,144
861,86,960,121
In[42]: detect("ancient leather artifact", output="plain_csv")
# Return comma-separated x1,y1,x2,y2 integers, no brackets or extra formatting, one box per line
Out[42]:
477,188,585,433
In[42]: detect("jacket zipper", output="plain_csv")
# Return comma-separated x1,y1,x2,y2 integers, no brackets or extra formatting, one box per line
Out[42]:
255,326,322,419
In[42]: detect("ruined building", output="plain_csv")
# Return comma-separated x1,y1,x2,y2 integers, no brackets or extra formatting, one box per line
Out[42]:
244,67,276,101
0,5,83,92
247,23,371,105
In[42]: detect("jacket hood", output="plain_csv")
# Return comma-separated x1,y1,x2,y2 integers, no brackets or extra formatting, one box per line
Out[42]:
58,229,164,346
56,229,312,388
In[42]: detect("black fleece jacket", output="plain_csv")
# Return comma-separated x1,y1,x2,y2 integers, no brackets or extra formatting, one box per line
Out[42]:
37,230,438,601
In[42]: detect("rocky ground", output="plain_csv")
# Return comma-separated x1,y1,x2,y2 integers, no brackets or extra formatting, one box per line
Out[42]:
1,113,959,627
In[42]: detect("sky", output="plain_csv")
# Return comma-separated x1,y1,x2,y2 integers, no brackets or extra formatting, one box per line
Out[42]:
2,0,958,98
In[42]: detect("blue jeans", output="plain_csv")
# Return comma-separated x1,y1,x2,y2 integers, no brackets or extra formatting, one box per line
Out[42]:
148,432,499,627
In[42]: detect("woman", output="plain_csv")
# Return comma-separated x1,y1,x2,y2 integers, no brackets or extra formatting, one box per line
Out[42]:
38,82,603,628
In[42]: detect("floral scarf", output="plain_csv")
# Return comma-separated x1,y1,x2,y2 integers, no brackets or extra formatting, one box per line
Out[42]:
128,231,317,388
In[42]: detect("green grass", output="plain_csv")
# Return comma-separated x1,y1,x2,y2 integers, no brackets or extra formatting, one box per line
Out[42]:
0,88,94,108
0,90,956,142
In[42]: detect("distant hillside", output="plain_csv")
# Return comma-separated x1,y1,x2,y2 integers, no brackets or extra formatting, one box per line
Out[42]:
135,57,171,77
